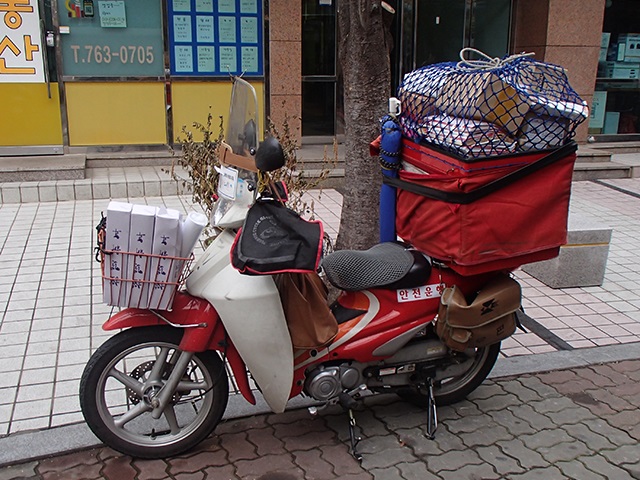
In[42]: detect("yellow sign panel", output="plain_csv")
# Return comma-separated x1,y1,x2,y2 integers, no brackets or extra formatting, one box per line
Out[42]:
171,81,264,143
0,83,63,145
65,82,166,145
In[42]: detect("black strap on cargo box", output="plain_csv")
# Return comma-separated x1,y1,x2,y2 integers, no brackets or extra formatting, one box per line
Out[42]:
383,141,578,205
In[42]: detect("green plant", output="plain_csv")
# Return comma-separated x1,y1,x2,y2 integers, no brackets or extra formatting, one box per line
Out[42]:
167,111,224,218
261,113,337,220
167,108,337,222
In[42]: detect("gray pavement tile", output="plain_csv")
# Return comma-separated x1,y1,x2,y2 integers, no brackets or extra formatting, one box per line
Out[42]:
0,373,20,391
493,407,539,439
459,424,514,449
421,447,484,474
497,438,548,470
508,466,567,479
440,463,502,480
555,461,608,480
476,445,526,476
11,398,52,421
579,454,637,480
396,462,441,480
16,383,54,403
392,429,443,456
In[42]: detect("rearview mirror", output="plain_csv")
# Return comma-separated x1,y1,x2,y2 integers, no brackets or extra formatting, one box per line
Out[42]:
255,136,285,172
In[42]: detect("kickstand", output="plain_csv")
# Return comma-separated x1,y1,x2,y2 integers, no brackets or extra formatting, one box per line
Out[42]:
347,408,363,462
424,377,438,440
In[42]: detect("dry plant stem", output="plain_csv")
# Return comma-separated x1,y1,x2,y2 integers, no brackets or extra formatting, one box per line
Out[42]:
263,113,338,220
166,112,224,218
166,108,337,223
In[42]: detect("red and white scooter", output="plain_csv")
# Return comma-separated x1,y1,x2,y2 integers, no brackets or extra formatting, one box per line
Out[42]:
80,78,517,460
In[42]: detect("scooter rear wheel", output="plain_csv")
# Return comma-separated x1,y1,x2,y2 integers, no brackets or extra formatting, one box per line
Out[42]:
80,326,229,459
398,342,501,407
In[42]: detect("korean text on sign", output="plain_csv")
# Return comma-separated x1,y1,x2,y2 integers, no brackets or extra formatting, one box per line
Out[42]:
0,0,44,82
397,283,445,303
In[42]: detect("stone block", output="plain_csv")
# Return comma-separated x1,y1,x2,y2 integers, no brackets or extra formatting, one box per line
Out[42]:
143,180,161,197
56,182,75,202
74,182,92,201
127,181,144,198
38,183,58,203
522,213,611,288
109,182,127,199
1,184,21,204
92,180,110,200
20,184,39,203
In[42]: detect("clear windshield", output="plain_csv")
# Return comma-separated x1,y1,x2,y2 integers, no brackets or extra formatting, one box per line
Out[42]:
212,78,259,228
227,77,259,155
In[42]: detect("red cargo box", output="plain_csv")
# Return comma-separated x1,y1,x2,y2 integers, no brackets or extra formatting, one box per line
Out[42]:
384,139,578,275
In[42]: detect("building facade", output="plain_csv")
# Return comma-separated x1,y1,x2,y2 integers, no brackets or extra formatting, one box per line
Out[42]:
0,0,636,156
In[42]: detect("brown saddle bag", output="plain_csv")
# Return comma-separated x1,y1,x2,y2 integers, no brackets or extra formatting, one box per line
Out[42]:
436,274,521,352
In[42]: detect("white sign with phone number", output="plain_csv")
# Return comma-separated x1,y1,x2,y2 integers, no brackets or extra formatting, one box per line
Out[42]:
397,283,445,303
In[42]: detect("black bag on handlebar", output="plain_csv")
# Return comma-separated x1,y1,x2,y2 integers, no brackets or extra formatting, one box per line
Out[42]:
231,198,324,275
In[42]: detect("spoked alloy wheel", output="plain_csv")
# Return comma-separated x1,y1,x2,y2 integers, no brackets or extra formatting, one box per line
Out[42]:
80,326,229,459
399,342,501,407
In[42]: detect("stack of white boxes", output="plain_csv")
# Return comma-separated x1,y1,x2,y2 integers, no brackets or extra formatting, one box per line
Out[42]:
104,202,133,307
149,208,182,311
127,205,157,309
103,201,207,310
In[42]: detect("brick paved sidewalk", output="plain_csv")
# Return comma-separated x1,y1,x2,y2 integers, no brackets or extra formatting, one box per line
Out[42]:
2,180,640,441
0,359,637,480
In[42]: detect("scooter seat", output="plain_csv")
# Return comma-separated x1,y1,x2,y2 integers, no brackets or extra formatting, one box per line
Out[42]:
321,242,432,291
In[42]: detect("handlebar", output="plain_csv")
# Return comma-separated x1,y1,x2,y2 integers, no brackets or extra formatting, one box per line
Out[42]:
217,141,258,173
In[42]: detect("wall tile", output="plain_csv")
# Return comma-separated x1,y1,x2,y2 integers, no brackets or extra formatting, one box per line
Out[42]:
544,46,600,97
269,41,302,96
513,0,550,49
547,0,606,47
269,1,301,42
269,94,302,142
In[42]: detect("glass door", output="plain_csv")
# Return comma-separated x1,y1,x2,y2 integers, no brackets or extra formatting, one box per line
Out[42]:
301,0,341,138
591,0,640,140
410,0,512,70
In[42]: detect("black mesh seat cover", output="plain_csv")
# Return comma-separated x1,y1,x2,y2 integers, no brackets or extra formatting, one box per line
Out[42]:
322,242,429,291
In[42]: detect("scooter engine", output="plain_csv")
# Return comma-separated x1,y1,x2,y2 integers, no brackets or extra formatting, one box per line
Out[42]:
304,365,361,401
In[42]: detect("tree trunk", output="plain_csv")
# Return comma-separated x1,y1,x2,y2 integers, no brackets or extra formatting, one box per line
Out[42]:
336,0,393,251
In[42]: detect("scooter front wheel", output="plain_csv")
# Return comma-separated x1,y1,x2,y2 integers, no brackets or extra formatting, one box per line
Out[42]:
80,326,229,459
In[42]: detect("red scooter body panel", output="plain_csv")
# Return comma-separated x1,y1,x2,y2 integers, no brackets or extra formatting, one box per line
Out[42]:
291,266,501,397
102,291,256,405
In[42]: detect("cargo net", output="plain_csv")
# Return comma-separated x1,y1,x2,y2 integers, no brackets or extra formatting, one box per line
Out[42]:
398,49,589,159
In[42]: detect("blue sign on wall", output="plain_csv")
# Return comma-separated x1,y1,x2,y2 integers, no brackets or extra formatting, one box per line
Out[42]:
168,0,263,76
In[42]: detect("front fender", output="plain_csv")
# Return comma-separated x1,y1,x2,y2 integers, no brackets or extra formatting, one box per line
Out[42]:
104,292,218,351
103,291,256,405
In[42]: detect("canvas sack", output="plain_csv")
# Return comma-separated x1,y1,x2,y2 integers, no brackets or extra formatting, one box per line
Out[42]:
436,274,521,351
275,272,338,349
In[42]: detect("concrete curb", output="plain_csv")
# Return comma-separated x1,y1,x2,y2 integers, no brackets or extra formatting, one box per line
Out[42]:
0,342,638,467
489,340,640,378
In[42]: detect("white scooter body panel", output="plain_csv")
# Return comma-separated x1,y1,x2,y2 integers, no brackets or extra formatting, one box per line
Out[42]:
186,230,237,286
186,232,293,413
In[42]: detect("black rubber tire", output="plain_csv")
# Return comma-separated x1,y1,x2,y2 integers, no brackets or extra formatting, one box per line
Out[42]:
80,326,228,459
398,342,501,407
